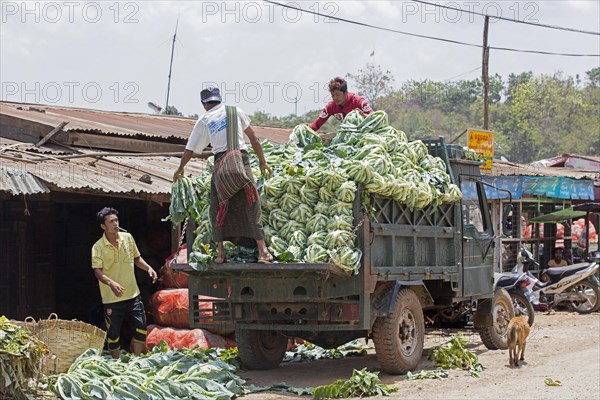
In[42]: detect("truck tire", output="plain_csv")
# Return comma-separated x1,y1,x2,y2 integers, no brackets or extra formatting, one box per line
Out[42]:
478,289,514,350
236,329,288,370
511,292,535,327
372,288,424,374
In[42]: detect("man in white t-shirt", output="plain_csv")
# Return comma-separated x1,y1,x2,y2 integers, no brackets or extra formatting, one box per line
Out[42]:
174,87,273,264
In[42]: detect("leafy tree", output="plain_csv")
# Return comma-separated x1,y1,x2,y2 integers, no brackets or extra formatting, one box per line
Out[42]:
346,63,395,109
585,67,600,88
162,105,183,116
504,74,596,162
505,72,533,105
488,74,504,104
395,76,502,116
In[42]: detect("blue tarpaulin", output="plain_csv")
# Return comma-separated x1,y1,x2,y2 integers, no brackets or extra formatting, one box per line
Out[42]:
461,176,595,200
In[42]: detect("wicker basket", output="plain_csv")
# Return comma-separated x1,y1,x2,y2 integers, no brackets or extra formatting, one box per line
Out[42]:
31,314,106,374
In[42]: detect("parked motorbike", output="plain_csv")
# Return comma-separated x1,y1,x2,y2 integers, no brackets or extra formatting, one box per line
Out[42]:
520,246,600,314
494,257,536,326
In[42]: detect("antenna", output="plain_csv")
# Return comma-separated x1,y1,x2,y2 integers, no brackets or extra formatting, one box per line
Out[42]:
165,17,179,113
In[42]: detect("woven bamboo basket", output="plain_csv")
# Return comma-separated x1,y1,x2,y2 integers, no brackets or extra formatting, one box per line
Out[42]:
31,313,106,374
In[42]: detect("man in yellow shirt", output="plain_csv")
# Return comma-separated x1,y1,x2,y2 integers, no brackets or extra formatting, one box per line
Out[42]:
92,207,158,358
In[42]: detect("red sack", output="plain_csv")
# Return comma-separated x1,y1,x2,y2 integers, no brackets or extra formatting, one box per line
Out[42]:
149,289,233,335
145,324,236,351
150,289,190,329
160,245,189,288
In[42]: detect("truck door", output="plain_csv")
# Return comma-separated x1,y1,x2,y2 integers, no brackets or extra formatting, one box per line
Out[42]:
460,179,494,297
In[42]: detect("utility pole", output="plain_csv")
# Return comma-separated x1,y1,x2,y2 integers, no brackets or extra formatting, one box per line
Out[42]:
165,18,179,114
294,97,298,116
482,15,490,130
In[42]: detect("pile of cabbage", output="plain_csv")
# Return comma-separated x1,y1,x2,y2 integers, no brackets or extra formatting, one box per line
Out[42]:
183,110,461,274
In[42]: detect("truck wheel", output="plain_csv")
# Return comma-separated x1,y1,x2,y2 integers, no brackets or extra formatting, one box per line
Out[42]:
511,292,535,327
372,288,424,374
236,329,288,370
478,289,514,350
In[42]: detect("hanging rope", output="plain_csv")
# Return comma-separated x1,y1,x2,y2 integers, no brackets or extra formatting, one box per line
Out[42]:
23,194,30,216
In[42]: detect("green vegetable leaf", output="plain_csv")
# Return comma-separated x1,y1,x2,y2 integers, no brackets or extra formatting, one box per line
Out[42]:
545,378,562,386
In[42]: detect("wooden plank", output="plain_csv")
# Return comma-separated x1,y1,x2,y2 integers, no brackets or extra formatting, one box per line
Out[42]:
35,121,69,147
0,114,68,143
50,150,210,160
67,133,186,153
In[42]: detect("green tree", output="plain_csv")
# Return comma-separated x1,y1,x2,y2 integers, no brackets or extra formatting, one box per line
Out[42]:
504,74,596,162
585,67,600,87
505,72,533,105
346,63,395,109
162,105,183,116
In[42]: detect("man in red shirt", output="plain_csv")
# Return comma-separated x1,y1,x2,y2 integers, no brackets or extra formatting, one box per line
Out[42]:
310,77,373,131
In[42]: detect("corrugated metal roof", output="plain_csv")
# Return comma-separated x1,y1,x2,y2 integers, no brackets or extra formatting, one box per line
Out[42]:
1,139,207,196
1,137,74,155
490,160,599,180
0,101,291,144
0,166,50,195
1,155,207,197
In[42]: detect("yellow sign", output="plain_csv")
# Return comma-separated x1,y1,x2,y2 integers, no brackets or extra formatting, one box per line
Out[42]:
467,129,494,172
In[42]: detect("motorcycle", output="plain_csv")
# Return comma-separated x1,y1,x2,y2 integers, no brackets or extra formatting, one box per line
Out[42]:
520,246,600,314
494,255,536,326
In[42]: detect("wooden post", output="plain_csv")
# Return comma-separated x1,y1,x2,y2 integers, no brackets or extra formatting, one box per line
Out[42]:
35,121,69,147
482,16,490,130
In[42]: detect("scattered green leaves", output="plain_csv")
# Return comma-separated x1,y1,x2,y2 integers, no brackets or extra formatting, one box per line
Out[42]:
406,369,449,380
544,377,562,386
312,368,398,399
283,340,371,363
428,334,484,377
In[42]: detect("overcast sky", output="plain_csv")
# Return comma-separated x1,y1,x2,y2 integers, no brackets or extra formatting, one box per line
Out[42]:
1,1,599,117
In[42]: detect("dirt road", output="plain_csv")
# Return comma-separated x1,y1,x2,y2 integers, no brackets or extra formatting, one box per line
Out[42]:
241,311,600,400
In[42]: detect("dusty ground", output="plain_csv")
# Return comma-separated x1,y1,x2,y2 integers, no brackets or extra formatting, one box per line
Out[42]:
241,311,600,400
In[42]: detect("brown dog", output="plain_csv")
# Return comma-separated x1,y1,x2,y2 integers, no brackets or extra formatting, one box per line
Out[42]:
507,315,530,367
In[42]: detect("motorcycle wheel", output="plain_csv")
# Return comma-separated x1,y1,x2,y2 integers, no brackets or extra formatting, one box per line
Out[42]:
568,280,600,314
510,292,535,326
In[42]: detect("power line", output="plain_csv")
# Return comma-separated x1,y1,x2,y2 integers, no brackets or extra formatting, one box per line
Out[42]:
443,66,482,82
264,1,600,57
264,0,480,48
490,46,600,57
412,0,600,36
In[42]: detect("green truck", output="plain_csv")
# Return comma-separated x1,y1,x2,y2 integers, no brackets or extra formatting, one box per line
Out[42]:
174,138,514,374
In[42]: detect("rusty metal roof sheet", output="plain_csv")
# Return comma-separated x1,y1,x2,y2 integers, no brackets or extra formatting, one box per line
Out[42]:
1,137,74,155
0,101,291,144
490,160,599,180
1,139,207,197
0,166,50,195
1,155,207,197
